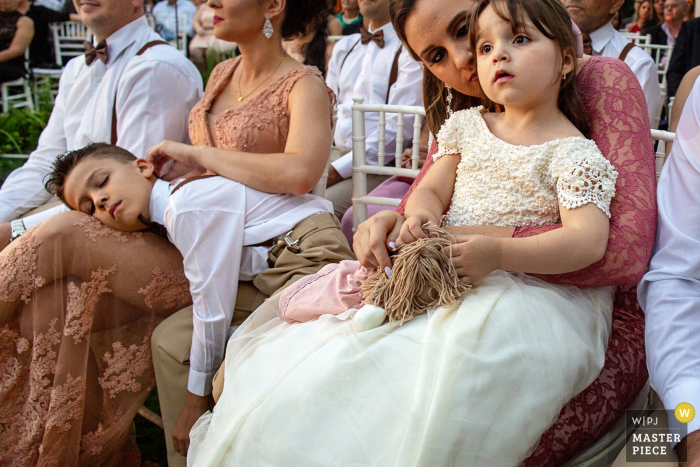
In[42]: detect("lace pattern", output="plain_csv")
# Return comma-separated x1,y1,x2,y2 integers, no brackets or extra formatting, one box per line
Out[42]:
0,228,45,303
64,267,116,344
98,337,151,399
138,267,190,310
437,107,617,227
189,57,337,154
73,216,143,243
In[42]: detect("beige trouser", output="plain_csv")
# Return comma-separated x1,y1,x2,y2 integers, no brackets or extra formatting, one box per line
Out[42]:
324,174,390,220
151,213,354,467
151,283,269,467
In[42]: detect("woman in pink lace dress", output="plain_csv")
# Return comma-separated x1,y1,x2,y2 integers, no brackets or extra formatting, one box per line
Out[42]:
349,0,656,464
0,0,337,465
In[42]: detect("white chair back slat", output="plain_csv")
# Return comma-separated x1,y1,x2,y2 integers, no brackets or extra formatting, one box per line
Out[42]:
328,35,344,43
51,21,90,66
411,114,422,171
377,111,386,167
351,102,425,232
395,112,404,168
651,129,675,181
312,108,338,197
619,32,651,46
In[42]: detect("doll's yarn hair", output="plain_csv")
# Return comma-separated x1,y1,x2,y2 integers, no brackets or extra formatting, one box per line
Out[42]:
361,224,472,325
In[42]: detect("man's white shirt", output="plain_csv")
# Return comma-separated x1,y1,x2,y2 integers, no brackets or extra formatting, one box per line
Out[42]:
326,22,423,179
0,16,203,225
639,78,700,440
152,0,197,37
589,21,661,124
32,0,64,11
152,178,333,397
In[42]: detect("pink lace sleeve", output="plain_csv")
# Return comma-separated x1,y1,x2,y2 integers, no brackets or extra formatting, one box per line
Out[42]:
398,58,657,287
514,58,657,286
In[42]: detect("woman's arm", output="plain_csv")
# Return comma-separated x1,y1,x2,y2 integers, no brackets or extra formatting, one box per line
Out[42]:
192,6,205,36
0,16,33,63
147,73,333,195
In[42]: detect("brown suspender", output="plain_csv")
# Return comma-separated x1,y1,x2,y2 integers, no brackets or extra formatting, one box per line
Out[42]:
110,40,170,145
386,46,402,104
619,42,635,62
169,174,217,196
338,38,405,105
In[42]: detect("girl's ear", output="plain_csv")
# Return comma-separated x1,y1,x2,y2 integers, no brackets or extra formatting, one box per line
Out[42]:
135,158,155,179
561,48,576,78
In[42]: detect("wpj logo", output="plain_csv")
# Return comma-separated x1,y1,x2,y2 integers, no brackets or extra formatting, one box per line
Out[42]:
625,406,691,462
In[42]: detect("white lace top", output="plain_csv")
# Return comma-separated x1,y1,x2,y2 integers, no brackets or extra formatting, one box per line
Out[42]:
435,107,618,227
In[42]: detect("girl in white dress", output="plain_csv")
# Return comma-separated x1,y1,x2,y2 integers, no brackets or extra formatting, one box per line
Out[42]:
187,0,618,465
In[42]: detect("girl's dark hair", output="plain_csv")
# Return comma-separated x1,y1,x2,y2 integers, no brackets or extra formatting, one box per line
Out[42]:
303,19,329,75
468,0,590,135
390,0,488,136
280,0,331,41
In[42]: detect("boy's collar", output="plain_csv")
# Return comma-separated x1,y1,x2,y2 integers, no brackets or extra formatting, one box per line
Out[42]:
149,179,172,225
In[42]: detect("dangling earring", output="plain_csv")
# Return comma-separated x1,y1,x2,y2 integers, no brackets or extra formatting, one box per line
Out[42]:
445,83,454,117
263,14,274,39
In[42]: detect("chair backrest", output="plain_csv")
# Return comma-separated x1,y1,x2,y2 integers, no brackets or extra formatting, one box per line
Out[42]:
619,32,652,46
328,35,345,43
651,129,675,181
51,21,90,66
350,99,425,232
312,108,338,197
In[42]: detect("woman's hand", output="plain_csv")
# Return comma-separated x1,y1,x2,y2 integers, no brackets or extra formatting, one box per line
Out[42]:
145,141,204,181
353,210,404,273
396,211,439,247
450,235,503,285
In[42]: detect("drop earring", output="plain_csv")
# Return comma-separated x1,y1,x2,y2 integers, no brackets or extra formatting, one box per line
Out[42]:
445,83,454,117
263,14,274,39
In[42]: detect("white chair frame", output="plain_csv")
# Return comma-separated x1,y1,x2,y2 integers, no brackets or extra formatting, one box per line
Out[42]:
1,77,34,113
328,35,345,43
350,99,425,233
50,21,90,67
651,128,675,181
619,32,652,46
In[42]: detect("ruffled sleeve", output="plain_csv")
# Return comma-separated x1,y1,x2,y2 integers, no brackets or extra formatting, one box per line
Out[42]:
551,138,618,218
434,109,473,160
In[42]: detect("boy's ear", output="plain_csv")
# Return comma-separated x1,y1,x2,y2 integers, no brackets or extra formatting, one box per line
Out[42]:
135,158,156,179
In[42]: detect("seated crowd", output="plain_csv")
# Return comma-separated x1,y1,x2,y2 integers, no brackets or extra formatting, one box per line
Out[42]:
0,0,698,465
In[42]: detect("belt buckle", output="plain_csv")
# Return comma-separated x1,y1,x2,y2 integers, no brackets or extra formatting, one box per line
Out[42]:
283,230,300,251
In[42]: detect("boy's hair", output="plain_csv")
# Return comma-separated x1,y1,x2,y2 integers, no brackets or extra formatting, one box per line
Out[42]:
44,143,136,202
468,0,590,136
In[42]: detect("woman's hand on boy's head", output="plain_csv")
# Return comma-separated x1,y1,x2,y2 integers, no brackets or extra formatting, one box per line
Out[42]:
353,210,404,271
146,141,202,181
450,235,503,285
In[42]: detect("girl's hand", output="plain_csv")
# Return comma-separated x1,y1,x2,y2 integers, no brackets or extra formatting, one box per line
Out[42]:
146,141,204,181
353,210,404,272
396,211,439,247
450,235,503,285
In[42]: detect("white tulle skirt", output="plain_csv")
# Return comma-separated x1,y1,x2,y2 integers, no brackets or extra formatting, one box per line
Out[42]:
188,271,613,467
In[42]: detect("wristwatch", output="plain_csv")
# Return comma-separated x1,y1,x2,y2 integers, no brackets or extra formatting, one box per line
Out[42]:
10,219,26,242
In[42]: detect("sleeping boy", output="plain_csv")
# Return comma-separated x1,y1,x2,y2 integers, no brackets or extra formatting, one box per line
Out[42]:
44,142,351,439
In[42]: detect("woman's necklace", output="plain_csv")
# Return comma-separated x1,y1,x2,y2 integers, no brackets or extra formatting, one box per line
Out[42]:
237,55,286,102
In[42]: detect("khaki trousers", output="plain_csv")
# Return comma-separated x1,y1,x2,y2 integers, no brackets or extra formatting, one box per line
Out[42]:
151,213,354,467
324,174,390,220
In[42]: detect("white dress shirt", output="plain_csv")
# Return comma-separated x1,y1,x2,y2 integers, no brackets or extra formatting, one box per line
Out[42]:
639,78,700,439
326,22,423,179
152,0,197,37
589,21,661,125
155,177,333,396
0,16,203,224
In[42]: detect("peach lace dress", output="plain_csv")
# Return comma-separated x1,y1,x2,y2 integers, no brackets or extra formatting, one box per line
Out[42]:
0,57,332,467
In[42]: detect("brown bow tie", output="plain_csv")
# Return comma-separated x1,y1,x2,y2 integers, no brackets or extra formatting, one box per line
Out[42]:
580,32,593,56
360,27,384,48
84,40,108,66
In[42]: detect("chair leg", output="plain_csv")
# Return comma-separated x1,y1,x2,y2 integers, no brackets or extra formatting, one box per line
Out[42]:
1,83,8,113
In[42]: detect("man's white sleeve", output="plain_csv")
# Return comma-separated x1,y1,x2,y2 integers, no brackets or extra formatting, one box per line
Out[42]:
639,79,700,438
